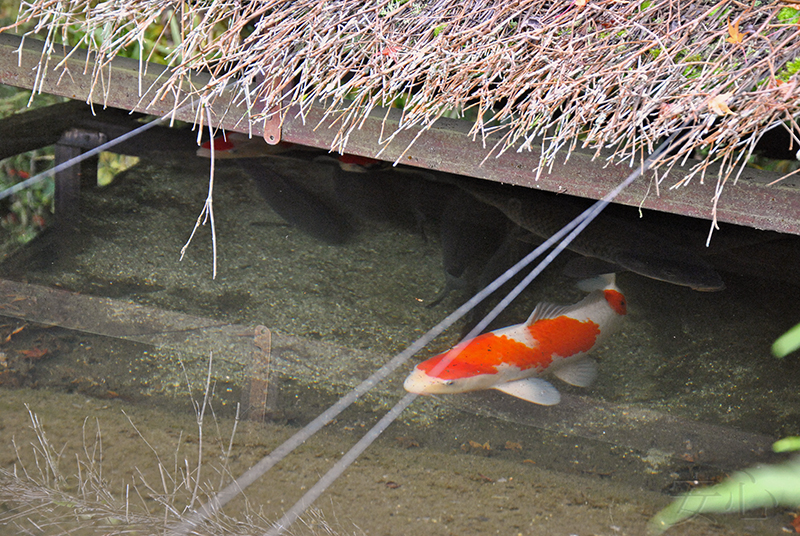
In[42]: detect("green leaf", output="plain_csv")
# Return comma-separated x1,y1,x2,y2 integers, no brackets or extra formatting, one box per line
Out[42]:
772,322,800,357
774,437,800,453
648,458,800,535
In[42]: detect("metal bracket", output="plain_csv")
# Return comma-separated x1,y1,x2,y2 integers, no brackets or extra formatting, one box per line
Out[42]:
256,74,297,146
262,109,282,145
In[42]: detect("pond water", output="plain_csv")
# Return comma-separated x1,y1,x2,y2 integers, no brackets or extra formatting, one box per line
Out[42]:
1,143,799,535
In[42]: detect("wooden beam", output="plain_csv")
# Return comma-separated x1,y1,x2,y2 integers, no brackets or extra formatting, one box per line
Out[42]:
1,33,798,234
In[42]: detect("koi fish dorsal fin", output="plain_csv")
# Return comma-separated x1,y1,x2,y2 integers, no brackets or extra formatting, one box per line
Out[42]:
525,274,620,326
577,273,617,292
525,302,575,324
493,378,561,405
552,358,598,387
524,294,608,324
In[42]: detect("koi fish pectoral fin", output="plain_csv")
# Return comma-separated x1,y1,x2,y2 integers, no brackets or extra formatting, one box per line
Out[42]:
552,357,598,387
493,378,561,405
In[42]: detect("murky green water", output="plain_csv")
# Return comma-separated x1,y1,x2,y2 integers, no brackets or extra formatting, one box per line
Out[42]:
1,146,799,535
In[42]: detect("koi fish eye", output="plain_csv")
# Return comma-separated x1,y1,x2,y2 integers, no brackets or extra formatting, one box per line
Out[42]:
441,380,455,387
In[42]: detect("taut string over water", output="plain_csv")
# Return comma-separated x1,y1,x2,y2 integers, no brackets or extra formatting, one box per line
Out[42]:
0,103,683,534
177,131,685,536
0,102,193,202
0,100,227,277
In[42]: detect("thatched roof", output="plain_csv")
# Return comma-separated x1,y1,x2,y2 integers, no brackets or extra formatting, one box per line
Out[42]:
7,1,800,193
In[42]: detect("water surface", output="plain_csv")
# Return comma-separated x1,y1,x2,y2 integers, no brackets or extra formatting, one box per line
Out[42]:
1,148,798,535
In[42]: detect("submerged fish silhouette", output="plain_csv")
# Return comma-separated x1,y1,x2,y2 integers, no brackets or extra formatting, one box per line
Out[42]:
461,180,724,292
404,274,626,405
198,136,354,243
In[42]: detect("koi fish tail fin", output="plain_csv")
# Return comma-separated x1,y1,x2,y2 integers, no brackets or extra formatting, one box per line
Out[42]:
576,273,617,293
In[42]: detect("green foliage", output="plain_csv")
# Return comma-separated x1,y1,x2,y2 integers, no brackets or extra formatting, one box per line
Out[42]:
648,456,800,534
96,153,139,186
379,0,423,17
59,10,226,66
649,322,800,533
708,3,733,21
0,86,140,260
772,9,800,83
776,57,800,82
0,86,62,257
680,54,705,79
774,437,800,453
0,0,21,27
0,151,54,256
772,322,800,357
7,3,233,68
777,7,800,25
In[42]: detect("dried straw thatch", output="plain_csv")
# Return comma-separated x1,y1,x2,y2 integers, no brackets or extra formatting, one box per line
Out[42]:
6,0,800,190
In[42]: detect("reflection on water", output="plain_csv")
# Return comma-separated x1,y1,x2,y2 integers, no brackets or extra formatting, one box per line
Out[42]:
1,146,799,535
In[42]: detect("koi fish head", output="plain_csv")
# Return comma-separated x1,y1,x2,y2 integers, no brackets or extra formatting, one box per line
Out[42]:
403,366,460,394
403,350,516,394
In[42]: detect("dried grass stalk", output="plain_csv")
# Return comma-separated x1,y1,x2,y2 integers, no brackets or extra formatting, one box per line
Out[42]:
6,0,800,219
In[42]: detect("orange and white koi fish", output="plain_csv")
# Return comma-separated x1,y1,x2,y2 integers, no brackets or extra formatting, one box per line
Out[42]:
403,275,627,405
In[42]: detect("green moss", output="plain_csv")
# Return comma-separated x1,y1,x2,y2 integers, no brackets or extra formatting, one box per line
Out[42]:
777,7,800,24
776,57,800,82
680,54,705,79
